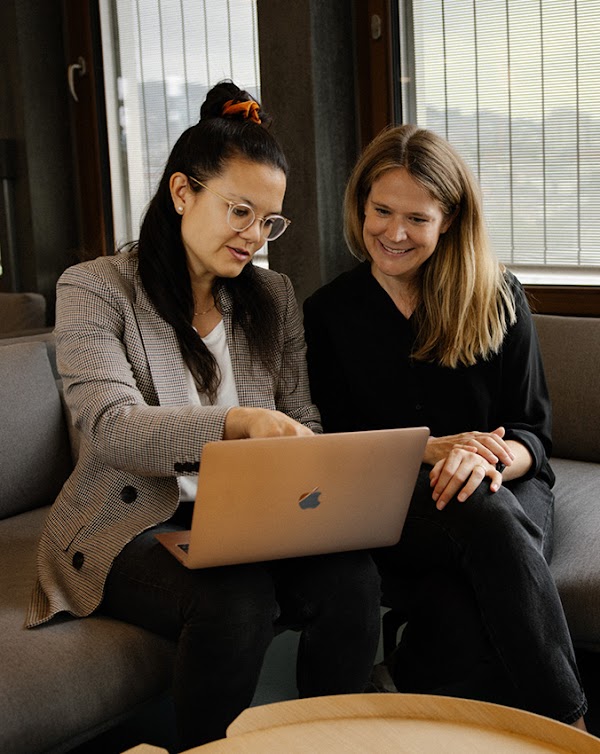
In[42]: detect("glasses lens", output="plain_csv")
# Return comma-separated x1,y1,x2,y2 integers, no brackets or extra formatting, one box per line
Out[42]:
227,204,255,232
264,216,288,241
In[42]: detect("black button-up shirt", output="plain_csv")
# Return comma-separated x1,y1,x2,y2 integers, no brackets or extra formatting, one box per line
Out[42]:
304,262,554,486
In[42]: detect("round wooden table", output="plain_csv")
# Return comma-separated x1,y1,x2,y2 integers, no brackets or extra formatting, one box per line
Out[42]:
124,693,600,753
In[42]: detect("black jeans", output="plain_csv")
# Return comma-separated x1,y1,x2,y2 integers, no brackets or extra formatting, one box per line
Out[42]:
100,516,381,751
375,467,587,725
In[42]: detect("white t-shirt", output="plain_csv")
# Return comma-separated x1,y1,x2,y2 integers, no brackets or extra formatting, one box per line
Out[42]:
178,320,239,502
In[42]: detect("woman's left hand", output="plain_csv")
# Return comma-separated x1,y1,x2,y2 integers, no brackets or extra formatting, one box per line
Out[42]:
429,446,503,511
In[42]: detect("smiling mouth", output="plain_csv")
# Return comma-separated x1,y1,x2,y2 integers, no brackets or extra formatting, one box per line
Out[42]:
379,240,411,255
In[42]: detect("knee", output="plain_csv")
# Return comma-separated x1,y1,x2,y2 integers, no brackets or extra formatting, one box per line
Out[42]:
451,485,544,551
316,551,381,609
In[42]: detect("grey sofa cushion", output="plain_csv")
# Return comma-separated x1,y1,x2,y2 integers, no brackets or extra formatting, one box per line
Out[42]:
0,506,175,754
0,292,46,334
534,314,600,463
550,458,600,650
0,342,72,519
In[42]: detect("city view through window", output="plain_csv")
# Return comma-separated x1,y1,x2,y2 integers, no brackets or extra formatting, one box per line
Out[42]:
100,0,261,255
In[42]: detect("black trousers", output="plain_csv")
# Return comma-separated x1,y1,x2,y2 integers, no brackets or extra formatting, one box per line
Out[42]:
374,467,587,725
100,517,381,751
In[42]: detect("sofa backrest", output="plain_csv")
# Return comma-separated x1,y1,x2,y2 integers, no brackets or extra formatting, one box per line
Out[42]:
533,314,600,464
0,341,73,519
0,292,47,334
0,330,58,377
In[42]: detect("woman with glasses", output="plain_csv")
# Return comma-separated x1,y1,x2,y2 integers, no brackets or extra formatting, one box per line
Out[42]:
26,81,381,750
303,124,588,730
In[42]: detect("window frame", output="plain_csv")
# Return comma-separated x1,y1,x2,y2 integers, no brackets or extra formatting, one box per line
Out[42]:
63,0,114,258
354,0,599,317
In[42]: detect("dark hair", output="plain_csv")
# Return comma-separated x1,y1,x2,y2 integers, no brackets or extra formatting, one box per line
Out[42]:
136,81,288,401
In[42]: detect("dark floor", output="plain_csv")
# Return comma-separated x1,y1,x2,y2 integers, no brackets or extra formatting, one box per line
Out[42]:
68,629,302,754
577,649,600,736
70,638,600,753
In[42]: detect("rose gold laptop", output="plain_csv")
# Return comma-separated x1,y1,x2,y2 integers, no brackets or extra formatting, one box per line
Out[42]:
156,427,429,568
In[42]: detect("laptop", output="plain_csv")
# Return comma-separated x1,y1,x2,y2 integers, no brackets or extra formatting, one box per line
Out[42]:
156,426,429,569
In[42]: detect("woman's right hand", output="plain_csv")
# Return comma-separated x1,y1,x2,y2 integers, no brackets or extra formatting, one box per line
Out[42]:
429,448,503,510
223,406,314,440
424,426,515,469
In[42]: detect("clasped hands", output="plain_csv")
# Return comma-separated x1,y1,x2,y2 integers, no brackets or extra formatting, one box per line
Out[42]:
425,427,515,510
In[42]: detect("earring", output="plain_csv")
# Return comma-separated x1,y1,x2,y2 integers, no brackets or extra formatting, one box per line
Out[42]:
177,206,184,213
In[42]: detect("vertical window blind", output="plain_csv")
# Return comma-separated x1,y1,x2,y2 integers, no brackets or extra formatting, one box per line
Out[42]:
100,0,261,251
401,0,600,282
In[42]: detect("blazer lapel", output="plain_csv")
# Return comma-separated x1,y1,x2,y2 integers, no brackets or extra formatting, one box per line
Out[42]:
131,276,274,409
132,278,190,406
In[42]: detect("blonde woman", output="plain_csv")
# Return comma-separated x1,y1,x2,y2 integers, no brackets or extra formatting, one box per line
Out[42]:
303,124,587,729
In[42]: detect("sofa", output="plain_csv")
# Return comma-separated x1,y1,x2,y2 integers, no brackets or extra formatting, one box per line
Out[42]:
0,291,49,337
0,337,177,754
0,313,599,752
533,315,600,653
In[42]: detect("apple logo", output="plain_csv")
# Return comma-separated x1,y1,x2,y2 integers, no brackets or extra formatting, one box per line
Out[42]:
298,488,321,510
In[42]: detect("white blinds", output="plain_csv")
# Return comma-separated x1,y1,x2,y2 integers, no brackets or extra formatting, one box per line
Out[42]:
404,0,600,280
100,0,261,248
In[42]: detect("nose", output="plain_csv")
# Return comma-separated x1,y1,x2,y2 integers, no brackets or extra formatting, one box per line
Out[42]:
387,217,408,242
239,217,264,244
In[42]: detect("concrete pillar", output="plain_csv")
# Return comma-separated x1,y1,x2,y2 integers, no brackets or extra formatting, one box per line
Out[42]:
257,0,359,304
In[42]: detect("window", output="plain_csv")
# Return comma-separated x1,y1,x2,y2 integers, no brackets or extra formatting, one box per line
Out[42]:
398,0,600,287
99,0,263,259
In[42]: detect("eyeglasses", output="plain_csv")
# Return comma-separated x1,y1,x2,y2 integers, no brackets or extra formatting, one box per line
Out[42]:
188,176,291,241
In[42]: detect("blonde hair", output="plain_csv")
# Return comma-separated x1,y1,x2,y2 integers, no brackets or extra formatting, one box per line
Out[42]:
344,124,516,368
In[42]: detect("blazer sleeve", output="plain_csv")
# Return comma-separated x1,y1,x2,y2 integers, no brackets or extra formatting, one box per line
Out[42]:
55,262,229,478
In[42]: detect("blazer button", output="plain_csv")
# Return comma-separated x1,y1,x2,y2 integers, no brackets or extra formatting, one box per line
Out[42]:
120,485,138,504
72,551,84,570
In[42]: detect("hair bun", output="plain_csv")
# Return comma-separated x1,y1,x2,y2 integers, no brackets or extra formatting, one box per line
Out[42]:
199,80,270,126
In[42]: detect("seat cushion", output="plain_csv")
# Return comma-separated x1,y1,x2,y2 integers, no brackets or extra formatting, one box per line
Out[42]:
0,506,175,754
550,458,600,650
0,342,72,519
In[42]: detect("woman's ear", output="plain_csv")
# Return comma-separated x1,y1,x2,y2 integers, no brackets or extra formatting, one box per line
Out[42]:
169,172,191,214
441,206,459,234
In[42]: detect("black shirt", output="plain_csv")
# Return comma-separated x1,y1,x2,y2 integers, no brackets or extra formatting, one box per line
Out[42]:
303,262,554,486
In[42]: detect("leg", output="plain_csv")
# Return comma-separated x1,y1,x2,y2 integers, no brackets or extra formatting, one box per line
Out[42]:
382,566,517,705
376,468,587,723
100,523,278,750
268,550,381,697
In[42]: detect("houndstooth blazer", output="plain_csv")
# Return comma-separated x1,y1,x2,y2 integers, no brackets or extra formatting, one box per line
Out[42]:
26,251,321,628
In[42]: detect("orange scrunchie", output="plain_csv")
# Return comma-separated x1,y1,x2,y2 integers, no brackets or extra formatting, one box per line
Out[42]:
222,99,261,124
